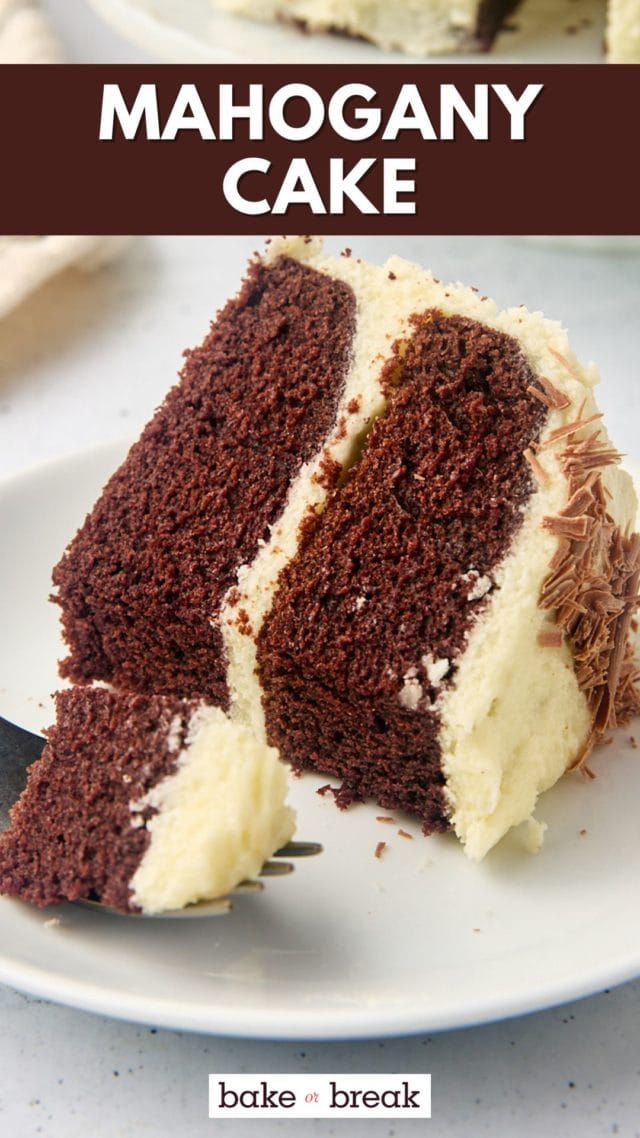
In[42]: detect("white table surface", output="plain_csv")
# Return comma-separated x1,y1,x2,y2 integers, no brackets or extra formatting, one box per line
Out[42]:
1,5,640,1136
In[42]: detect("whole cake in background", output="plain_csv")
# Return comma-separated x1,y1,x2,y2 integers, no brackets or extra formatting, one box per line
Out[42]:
215,0,640,61
218,0,521,54
44,236,639,863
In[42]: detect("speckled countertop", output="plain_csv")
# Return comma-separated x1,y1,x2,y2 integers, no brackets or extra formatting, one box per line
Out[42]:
2,978,640,1137
1,5,640,1135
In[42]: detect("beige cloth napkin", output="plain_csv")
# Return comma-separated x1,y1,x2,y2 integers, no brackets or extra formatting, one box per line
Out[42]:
0,2,131,318
0,0,63,62
0,236,131,319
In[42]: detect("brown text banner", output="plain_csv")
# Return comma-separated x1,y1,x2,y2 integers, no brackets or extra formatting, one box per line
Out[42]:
0,64,637,234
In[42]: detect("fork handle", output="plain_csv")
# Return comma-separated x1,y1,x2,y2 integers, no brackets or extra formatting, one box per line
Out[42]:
0,715,46,830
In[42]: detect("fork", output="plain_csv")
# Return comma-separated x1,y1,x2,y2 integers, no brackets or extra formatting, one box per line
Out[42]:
0,714,320,919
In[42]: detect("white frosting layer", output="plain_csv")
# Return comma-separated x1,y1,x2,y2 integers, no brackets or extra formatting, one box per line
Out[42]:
216,0,482,53
129,705,294,913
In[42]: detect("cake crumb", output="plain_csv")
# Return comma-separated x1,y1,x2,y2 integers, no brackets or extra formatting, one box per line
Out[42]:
580,828,588,837
388,271,396,280
43,917,63,930
629,736,637,750
397,829,413,840
374,841,387,859
462,572,492,602
376,815,395,824
422,653,450,686
317,783,338,797
399,668,423,710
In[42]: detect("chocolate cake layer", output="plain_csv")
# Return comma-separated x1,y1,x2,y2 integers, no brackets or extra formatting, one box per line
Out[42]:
0,688,196,911
258,312,547,829
53,257,355,703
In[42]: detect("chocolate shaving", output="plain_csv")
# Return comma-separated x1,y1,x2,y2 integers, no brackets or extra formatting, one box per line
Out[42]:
539,432,640,771
559,481,601,518
523,448,548,486
527,377,571,410
538,411,603,449
538,629,563,647
559,432,622,476
542,513,593,540
548,347,583,384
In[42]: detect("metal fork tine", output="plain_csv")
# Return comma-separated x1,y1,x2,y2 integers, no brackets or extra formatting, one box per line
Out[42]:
77,895,235,918
273,840,323,858
258,860,295,877
231,878,265,894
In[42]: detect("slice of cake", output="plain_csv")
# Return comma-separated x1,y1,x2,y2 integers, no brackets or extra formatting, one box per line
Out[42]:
0,688,294,913
50,238,639,860
216,0,521,54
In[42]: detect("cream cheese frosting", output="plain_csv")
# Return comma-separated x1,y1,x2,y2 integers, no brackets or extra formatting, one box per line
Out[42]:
130,704,295,913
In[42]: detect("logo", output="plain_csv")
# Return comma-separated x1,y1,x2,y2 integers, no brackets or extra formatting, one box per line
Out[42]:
208,1074,431,1118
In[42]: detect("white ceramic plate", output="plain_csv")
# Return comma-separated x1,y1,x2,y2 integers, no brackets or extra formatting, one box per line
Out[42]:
86,0,607,64
0,442,639,1039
